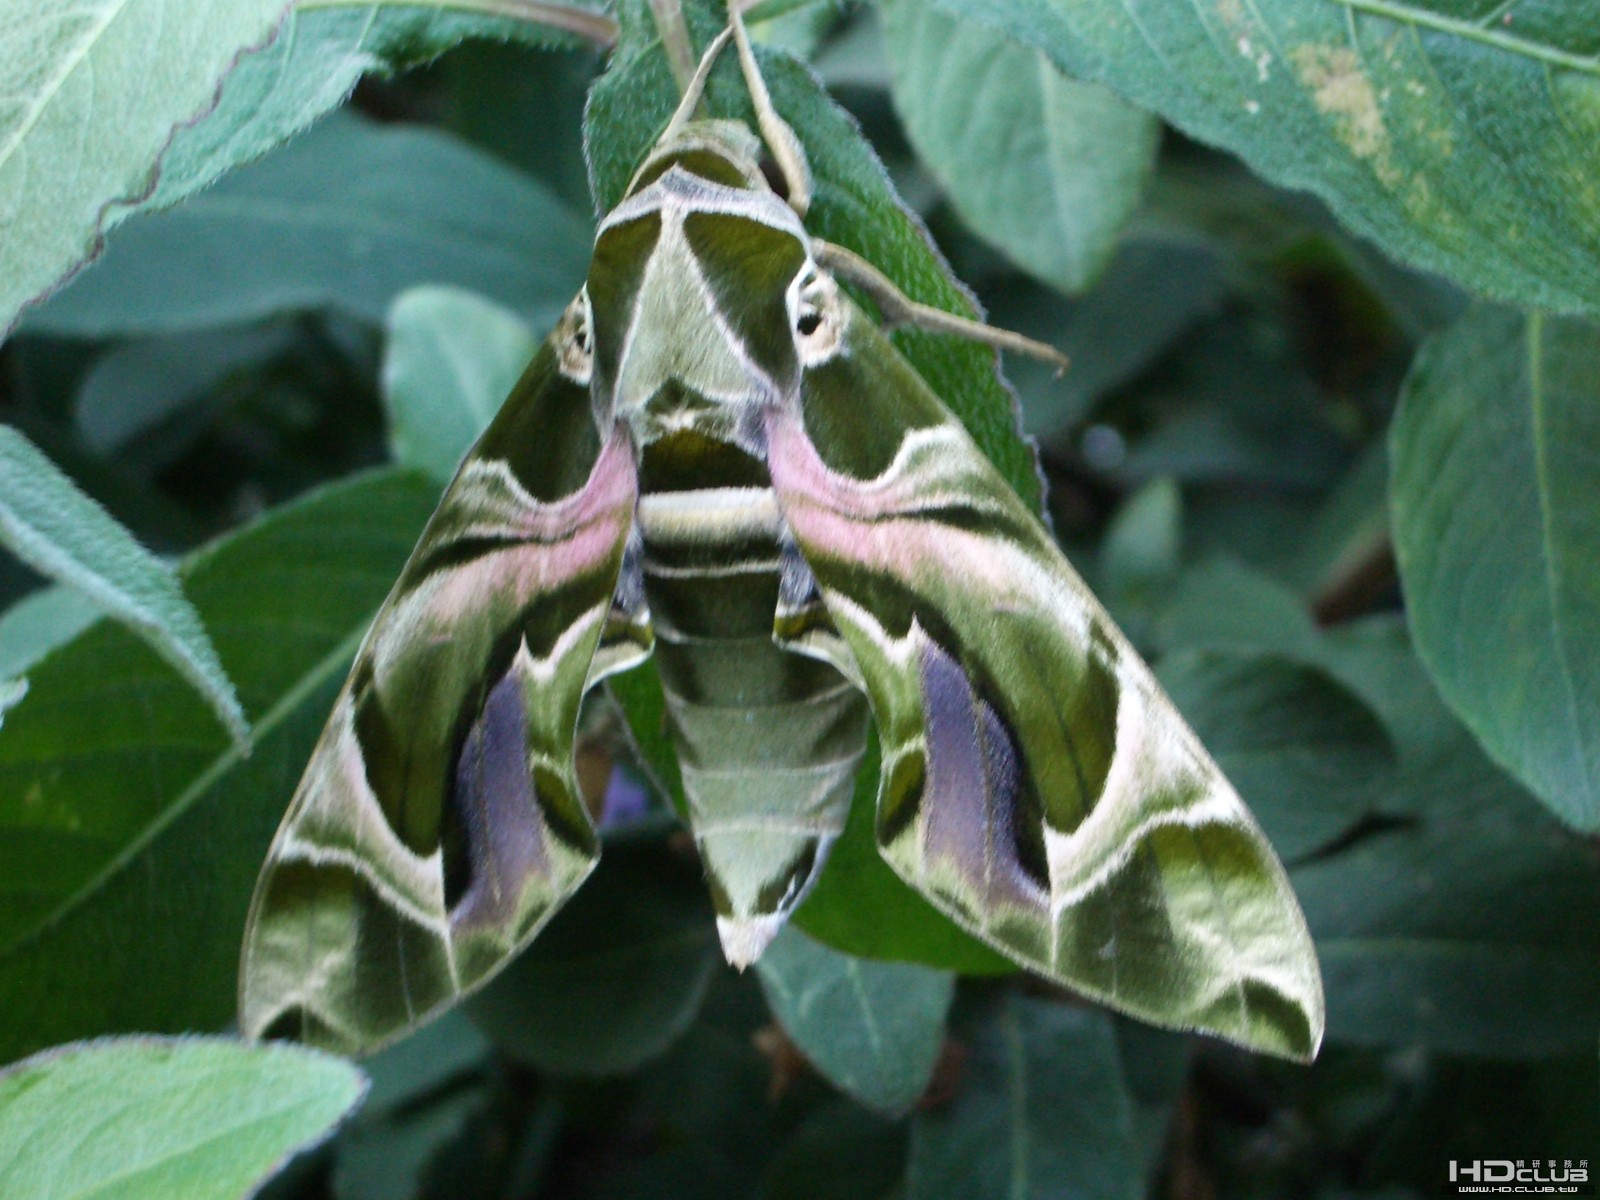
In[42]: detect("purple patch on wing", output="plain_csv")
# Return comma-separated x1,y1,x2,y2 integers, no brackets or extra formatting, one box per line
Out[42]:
449,666,550,932
919,639,1047,912
598,766,652,830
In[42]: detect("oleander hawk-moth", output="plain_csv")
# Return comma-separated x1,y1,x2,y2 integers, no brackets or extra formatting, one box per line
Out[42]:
240,17,1324,1062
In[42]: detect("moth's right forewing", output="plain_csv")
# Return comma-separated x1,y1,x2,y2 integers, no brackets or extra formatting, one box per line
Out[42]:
240,319,645,1056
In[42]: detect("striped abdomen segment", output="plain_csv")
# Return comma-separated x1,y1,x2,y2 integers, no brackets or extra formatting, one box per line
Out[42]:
636,434,867,965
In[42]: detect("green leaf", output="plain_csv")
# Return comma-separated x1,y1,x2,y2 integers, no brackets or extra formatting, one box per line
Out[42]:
464,842,720,1075
601,977,796,1199
0,586,100,679
26,115,591,338
75,325,293,455
755,927,954,1114
994,238,1226,437
333,1089,484,1200
0,425,246,746
0,1036,365,1199
881,0,1159,294
0,470,439,1065
1391,306,1600,831
382,286,539,485
1295,618,1600,1055
1098,477,1182,641
929,0,1600,316
1155,560,1318,659
1278,442,1391,600
360,1010,489,1116
0,0,295,338
908,998,1139,1200
1159,651,1395,860
146,3,610,215
0,680,25,731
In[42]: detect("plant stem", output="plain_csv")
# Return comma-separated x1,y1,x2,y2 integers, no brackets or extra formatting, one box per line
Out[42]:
292,0,619,49
647,0,698,93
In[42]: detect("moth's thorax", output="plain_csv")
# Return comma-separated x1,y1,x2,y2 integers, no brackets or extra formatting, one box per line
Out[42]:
587,151,830,455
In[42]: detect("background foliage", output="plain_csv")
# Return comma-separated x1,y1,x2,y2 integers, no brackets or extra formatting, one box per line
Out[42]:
1,0,1597,1196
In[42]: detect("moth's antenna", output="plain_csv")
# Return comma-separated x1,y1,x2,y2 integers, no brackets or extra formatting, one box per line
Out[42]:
813,240,1070,372
662,26,735,140
729,7,812,218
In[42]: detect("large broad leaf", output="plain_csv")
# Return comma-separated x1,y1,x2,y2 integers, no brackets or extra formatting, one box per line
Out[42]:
0,470,439,1066
881,0,1159,294
1391,307,1600,832
1159,650,1395,862
0,426,245,745
144,3,612,214
0,1037,365,1200
755,927,954,1115
586,0,1039,973
933,0,1600,316
0,586,100,679
1,0,611,341
330,1011,491,1200
464,842,720,1076
382,286,540,485
74,324,296,456
0,0,294,338
25,115,591,338
907,998,1140,1200
1296,618,1600,1056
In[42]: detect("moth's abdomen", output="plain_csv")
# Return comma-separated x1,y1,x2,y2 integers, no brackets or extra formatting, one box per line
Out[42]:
637,434,867,966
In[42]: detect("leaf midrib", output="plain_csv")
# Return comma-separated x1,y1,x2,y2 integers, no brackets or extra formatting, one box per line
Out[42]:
8,617,371,956
0,1,129,173
1331,0,1600,76
1525,312,1597,813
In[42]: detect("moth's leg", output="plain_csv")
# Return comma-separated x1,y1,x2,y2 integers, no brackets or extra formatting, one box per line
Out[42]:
812,239,1070,371
662,26,735,139
729,8,813,219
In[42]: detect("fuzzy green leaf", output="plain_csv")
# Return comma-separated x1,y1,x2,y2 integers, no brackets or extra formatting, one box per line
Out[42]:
0,426,246,746
0,0,295,337
1297,619,1600,1055
1159,650,1395,861
0,1037,365,1199
908,999,1139,1200
930,0,1600,315
0,471,439,1065
756,928,954,1114
26,116,591,338
464,843,720,1076
1392,307,1600,831
882,0,1159,294
382,287,540,485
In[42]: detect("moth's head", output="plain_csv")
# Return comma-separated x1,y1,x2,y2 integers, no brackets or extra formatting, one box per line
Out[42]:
588,142,844,450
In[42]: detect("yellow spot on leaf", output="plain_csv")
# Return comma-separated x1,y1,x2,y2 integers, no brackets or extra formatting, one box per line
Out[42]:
1291,44,1400,188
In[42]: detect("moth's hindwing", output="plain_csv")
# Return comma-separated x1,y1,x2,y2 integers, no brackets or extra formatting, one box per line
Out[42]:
239,305,647,1056
768,300,1326,1062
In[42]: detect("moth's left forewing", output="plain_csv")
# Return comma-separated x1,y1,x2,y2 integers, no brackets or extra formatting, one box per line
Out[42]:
241,321,644,1055
768,300,1324,1061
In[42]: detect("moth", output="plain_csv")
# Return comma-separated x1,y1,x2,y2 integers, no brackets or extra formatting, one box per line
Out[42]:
240,15,1324,1062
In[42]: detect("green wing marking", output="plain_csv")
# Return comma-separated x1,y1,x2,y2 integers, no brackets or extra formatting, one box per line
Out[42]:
767,304,1325,1061
240,314,644,1055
